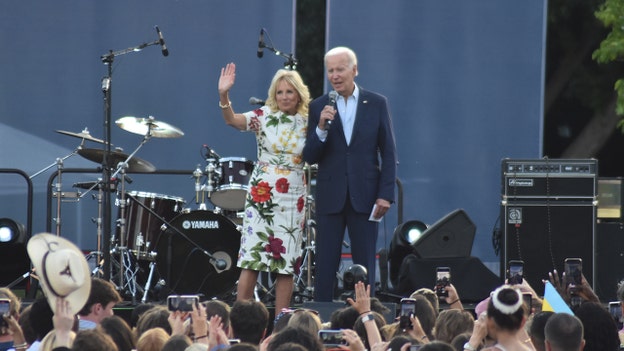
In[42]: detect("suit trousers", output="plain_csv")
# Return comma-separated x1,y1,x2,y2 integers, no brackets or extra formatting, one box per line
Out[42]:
313,193,378,301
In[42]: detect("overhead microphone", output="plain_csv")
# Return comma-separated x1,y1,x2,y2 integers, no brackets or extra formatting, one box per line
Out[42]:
249,97,265,105
257,28,265,58
326,90,339,129
154,25,169,57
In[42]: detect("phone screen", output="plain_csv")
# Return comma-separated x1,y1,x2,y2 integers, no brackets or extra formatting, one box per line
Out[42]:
318,330,344,346
167,295,199,312
435,267,451,297
564,258,583,286
508,260,524,285
0,299,9,328
399,298,416,329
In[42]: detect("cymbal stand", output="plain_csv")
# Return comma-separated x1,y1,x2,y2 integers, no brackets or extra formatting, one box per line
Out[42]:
30,147,82,236
293,165,316,302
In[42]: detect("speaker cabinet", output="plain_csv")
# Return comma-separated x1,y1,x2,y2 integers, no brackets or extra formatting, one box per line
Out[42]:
595,222,624,301
501,203,596,292
413,209,476,259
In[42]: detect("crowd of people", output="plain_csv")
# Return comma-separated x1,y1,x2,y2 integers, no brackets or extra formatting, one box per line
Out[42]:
1,268,624,351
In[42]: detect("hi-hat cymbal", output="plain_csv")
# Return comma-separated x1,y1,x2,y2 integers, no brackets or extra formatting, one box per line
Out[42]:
78,148,156,172
116,116,184,138
56,128,109,144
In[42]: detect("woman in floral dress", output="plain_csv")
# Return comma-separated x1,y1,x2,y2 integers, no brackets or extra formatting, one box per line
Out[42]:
218,63,310,313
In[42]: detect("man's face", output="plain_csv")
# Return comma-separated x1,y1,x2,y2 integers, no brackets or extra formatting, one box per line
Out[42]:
326,53,357,97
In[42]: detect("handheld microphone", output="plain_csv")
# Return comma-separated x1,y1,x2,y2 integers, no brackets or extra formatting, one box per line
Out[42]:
154,26,169,57
249,97,265,105
257,28,265,58
326,90,338,129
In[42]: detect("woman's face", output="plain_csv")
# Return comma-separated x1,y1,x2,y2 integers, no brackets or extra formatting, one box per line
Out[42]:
275,79,300,115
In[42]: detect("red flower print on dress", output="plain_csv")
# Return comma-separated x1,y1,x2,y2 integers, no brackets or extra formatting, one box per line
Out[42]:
251,181,272,203
297,196,304,212
248,116,261,131
275,178,290,193
265,235,286,260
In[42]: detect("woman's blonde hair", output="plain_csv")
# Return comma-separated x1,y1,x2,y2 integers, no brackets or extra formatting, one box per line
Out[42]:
264,69,310,117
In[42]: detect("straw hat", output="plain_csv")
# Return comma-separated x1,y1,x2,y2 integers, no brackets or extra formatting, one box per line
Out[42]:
27,233,91,314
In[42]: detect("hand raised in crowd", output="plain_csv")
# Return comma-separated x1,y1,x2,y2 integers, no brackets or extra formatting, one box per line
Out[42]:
190,302,208,344
443,284,463,310
53,297,75,349
3,312,26,349
574,273,600,303
466,312,488,351
207,314,229,350
168,310,189,336
346,281,371,315
406,314,429,344
338,328,366,351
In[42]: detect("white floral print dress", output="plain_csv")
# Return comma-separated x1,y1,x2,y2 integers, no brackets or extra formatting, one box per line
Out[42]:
238,106,307,275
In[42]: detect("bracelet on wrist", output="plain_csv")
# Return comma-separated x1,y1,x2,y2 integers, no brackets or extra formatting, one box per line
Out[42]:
194,335,208,342
359,310,371,315
361,313,375,323
219,100,232,109
449,298,460,305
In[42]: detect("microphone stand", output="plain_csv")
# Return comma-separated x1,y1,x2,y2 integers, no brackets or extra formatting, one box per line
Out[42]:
258,30,298,70
99,33,163,281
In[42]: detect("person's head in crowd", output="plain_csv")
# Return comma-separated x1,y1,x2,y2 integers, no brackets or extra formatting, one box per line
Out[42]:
527,311,554,351
353,311,387,349
450,332,471,351
370,297,392,320
409,294,437,339
0,287,20,335
486,286,526,334
17,305,36,345
386,335,419,351
273,342,308,351
410,288,439,316
135,305,172,338
130,303,156,329
573,301,619,351
418,340,455,351
205,300,231,333
266,326,323,351
229,342,260,351
136,327,169,351
432,309,474,344
27,297,55,342
71,329,119,351
544,313,585,351
230,299,269,344
287,309,323,337
77,278,122,329
273,309,294,334
161,334,192,351
329,307,359,330
98,315,136,351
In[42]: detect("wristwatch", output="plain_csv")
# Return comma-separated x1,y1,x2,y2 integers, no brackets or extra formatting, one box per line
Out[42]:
361,313,375,323
463,342,477,351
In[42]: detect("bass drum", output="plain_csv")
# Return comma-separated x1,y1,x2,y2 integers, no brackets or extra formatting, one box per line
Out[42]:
154,210,241,300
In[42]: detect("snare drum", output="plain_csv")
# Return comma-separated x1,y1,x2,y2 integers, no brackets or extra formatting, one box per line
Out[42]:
211,157,254,211
118,191,185,259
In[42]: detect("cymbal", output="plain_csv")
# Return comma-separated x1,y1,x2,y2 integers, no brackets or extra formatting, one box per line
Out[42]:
116,116,184,138
56,128,108,144
78,148,156,172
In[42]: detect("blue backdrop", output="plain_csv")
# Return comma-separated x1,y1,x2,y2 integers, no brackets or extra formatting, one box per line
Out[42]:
0,0,546,285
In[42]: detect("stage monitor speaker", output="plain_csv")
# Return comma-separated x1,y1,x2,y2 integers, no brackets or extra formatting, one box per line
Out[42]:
501,203,595,292
412,209,476,259
595,222,624,301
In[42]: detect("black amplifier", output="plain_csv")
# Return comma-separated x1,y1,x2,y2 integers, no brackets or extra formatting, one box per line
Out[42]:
501,158,597,201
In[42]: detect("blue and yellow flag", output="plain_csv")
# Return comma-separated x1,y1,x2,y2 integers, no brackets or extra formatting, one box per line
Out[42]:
541,281,573,315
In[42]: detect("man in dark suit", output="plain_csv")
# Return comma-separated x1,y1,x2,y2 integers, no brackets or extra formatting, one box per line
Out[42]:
303,46,397,302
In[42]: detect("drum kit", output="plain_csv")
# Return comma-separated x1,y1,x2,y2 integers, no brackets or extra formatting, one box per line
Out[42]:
48,115,318,305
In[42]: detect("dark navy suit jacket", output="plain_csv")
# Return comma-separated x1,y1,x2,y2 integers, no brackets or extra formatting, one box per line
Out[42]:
303,87,397,215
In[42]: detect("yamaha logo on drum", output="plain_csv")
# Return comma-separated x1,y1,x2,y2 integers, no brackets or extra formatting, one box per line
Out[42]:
182,219,220,230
